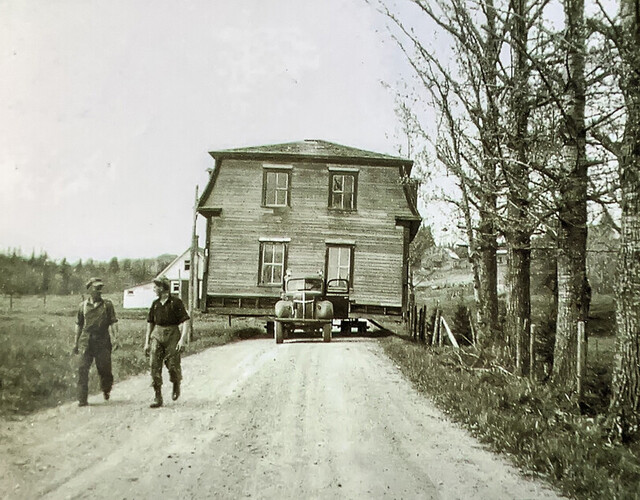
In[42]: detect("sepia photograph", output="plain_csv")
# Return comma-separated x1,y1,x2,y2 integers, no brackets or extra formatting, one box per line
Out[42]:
1,0,639,498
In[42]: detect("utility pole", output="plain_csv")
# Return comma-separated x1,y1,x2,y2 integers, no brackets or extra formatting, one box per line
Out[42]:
188,185,199,343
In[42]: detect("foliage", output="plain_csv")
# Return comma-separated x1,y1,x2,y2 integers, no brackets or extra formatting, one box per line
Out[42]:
381,336,640,500
408,224,436,273
0,250,176,297
451,301,473,346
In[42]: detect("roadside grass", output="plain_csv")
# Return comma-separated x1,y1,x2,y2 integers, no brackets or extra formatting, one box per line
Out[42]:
0,294,268,418
381,294,640,500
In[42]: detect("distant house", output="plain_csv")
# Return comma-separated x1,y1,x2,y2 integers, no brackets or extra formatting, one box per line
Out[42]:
123,248,205,309
196,139,421,315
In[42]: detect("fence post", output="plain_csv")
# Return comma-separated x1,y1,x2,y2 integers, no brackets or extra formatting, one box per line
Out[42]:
529,324,536,382
419,306,425,342
576,321,586,400
468,311,476,346
412,304,418,340
431,309,440,346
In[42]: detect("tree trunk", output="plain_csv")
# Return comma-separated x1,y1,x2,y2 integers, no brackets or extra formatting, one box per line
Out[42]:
551,0,590,392
608,0,640,441
505,0,532,376
475,0,500,346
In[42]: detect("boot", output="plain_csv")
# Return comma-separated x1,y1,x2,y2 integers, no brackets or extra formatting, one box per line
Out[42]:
150,387,163,408
172,382,180,401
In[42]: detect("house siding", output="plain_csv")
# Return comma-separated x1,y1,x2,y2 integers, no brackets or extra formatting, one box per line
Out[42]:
202,158,414,308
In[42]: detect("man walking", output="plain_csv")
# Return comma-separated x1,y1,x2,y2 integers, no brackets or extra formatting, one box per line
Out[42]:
144,276,189,408
73,277,118,407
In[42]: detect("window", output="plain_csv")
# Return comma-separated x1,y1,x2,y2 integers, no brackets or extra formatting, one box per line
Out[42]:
259,241,287,285
329,171,357,210
171,281,180,293
325,245,354,287
262,166,291,207
184,260,191,271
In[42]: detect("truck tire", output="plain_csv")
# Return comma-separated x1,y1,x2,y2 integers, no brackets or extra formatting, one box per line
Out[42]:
322,323,332,342
275,321,284,344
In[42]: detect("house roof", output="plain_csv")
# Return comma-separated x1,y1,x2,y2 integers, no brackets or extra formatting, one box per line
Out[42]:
208,139,413,168
157,248,204,279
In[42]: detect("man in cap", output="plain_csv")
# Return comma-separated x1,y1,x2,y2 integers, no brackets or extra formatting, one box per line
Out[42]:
73,277,119,406
144,275,190,408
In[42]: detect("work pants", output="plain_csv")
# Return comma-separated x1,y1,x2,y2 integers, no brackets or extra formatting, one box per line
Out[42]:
78,342,113,403
150,326,182,389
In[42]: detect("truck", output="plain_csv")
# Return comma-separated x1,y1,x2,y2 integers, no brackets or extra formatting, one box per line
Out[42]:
270,273,367,344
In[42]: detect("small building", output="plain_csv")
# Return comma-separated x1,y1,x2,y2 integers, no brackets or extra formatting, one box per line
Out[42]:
123,248,205,309
196,139,421,315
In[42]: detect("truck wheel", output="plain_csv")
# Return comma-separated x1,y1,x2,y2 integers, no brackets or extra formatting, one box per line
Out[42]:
322,323,332,342
275,322,284,344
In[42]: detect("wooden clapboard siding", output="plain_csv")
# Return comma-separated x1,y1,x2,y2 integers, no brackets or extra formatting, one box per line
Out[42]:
201,156,415,308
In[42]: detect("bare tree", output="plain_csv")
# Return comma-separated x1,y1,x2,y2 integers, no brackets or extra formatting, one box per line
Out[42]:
590,0,640,441
550,0,591,393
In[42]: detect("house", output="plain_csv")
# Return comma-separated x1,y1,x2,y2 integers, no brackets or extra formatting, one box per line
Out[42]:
122,248,205,309
196,139,421,316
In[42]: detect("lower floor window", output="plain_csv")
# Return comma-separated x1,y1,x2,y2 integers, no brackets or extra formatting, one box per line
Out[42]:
259,241,287,285
326,245,354,287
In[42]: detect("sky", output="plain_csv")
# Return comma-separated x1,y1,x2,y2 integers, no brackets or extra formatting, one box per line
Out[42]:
0,0,451,263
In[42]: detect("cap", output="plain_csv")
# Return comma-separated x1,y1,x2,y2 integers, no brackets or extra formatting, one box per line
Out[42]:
86,277,104,290
153,275,171,291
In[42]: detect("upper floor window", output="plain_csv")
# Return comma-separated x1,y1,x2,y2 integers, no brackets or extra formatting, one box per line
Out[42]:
259,240,288,286
262,165,292,207
184,259,191,271
329,169,358,210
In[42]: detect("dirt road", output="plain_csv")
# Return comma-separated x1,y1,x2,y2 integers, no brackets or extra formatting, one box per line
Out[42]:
0,338,564,499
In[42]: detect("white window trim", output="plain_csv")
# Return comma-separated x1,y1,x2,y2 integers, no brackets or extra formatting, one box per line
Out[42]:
328,166,359,173
263,163,293,170
259,237,291,242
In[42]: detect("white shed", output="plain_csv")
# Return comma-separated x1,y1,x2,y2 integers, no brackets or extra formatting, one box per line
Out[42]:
122,248,205,309
123,281,156,309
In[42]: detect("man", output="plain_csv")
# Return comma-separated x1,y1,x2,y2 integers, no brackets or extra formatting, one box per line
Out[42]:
144,275,189,408
73,277,118,407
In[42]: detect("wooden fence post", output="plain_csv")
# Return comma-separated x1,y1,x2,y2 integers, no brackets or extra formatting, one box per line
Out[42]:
440,316,459,348
576,321,586,400
419,306,425,342
431,309,440,346
468,311,476,346
529,324,536,382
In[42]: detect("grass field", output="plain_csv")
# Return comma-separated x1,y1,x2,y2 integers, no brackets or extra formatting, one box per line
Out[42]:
0,294,267,418
382,291,640,499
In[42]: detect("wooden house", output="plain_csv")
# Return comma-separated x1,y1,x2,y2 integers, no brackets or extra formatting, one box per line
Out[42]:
122,248,205,309
197,140,421,316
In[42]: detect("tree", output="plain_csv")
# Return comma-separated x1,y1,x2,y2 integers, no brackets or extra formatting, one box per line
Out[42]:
596,0,640,441
551,0,591,393
108,257,120,274
408,224,436,273
59,258,72,295
504,0,533,375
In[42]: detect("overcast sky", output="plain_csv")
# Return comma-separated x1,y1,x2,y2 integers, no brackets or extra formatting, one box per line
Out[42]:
0,0,444,262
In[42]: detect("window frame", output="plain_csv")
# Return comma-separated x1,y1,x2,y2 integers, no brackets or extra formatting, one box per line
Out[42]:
258,240,289,286
262,165,292,208
324,244,355,289
328,169,358,211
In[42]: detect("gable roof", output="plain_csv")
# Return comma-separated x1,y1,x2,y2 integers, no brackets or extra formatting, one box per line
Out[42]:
157,248,205,278
208,139,413,168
